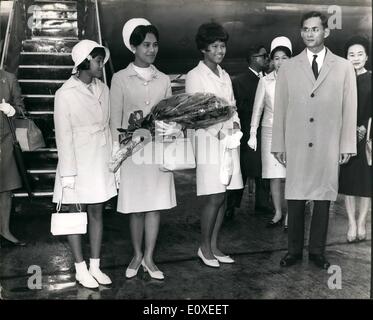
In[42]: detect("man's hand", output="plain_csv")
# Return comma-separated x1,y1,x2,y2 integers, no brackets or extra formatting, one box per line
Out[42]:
273,152,286,166
339,153,353,165
0,99,16,117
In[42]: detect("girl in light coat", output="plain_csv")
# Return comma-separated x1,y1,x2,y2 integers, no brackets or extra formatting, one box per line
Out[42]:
248,36,292,230
185,22,243,268
53,40,117,289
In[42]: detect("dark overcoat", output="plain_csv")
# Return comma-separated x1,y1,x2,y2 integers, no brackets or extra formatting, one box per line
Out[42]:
0,69,24,192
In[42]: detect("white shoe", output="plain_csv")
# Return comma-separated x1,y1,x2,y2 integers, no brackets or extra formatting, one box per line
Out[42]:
141,259,164,280
89,258,112,285
198,248,220,268
125,258,142,279
214,254,235,264
75,261,99,289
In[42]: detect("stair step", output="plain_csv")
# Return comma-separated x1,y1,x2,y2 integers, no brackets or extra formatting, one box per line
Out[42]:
32,28,78,38
20,52,73,65
33,10,77,20
13,171,56,194
23,151,58,170
19,79,64,95
19,65,72,80
33,19,78,30
22,38,77,52
32,2,77,12
13,191,54,198
23,95,55,112
23,114,56,148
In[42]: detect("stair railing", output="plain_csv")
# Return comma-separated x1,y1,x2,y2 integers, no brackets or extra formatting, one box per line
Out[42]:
0,0,15,69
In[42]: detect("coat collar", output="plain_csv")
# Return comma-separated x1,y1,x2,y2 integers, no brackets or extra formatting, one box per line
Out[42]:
197,61,228,83
298,47,336,91
61,76,105,98
125,62,160,80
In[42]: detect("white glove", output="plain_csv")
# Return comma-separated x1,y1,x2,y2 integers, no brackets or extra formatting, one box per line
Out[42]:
155,121,182,138
247,132,257,151
61,176,75,189
112,141,120,157
225,131,243,149
0,99,16,117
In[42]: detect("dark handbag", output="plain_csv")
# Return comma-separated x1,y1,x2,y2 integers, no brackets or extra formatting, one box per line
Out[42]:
13,111,45,151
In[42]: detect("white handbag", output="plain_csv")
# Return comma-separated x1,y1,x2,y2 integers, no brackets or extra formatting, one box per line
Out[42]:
50,189,87,236
160,137,196,172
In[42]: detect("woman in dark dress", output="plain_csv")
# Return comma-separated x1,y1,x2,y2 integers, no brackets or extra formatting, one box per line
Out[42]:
339,36,372,243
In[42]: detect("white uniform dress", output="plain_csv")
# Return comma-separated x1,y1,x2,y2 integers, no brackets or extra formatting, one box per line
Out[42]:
110,63,177,213
185,61,243,196
251,71,286,178
53,76,117,204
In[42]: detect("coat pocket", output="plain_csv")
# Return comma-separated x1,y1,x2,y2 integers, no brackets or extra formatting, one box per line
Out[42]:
73,131,90,148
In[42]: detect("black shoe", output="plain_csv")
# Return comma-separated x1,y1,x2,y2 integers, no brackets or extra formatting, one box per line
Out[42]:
309,254,330,270
224,208,235,220
280,253,302,267
0,235,27,248
266,217,283,228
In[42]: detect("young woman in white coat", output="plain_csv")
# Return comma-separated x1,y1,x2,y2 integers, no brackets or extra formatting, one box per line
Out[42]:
185,22,243,268
248,37,292,231
53,40,117,289
110,19,181,280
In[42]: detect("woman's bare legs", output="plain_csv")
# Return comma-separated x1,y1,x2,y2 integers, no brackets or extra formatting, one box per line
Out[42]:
357,196,371,240
0,191,20,243
345,195,357,242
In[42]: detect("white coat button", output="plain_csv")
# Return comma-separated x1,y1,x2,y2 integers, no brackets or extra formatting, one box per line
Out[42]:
143,82,148,86
145,101,150,105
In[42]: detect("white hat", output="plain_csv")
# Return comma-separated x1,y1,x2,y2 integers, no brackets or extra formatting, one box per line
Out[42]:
122,18,151,53
270,36,292,56
71,39,110,74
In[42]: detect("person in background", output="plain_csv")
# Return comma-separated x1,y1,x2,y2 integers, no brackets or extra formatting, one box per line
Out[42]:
0,69,27,247
53,40,117,288
248,36,292,231
339,35,372,243
185,22,243,268
110,18,181,280
272,11,357,269
225,45,272,220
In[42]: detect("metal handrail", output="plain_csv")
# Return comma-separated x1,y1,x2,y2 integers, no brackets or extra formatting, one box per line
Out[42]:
0,0,16,69
93,0,107,84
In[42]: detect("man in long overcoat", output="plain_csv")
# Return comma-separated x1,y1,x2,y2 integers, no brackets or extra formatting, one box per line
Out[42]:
271,11,357,269
225,45,272,220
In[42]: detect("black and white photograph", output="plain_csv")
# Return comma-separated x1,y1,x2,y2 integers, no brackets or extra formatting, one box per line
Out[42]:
0,0,372,311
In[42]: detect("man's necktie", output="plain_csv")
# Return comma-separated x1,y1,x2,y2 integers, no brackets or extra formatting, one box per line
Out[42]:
312,54,318,79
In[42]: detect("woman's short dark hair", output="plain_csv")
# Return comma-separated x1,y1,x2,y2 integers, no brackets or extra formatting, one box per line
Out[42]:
76,47,106,71
344,35,370,58
195,22,229,51
270,46,292,60
300,11,328,29
130,25,159,47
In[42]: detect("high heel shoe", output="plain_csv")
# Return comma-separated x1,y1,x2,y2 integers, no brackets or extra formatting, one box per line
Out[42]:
214,254,235,264
0,235,27,247
125,258,142,279
197,248,219,268
357,223,367,242
347,224,357,243
266,217,283,228
141,259,164,280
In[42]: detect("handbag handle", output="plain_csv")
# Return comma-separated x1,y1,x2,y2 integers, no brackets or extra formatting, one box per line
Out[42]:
56,187,82,213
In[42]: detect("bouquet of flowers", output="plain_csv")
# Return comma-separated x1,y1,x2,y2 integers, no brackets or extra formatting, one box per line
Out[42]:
109,92,236,172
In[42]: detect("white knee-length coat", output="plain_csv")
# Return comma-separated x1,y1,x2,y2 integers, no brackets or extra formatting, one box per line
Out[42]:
271,49,357,201
53,76,117,204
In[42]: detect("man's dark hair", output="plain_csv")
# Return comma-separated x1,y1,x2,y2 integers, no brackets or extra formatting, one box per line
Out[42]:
300,11,328,29
246,45,266,64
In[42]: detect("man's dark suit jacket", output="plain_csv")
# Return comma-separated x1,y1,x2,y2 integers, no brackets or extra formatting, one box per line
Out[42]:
232,70,262,178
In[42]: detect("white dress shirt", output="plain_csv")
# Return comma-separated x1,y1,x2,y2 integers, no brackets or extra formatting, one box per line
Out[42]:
306,47,326,73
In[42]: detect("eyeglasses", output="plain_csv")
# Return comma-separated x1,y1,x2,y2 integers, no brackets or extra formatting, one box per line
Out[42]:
301,27,321,33
252,53,268,59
